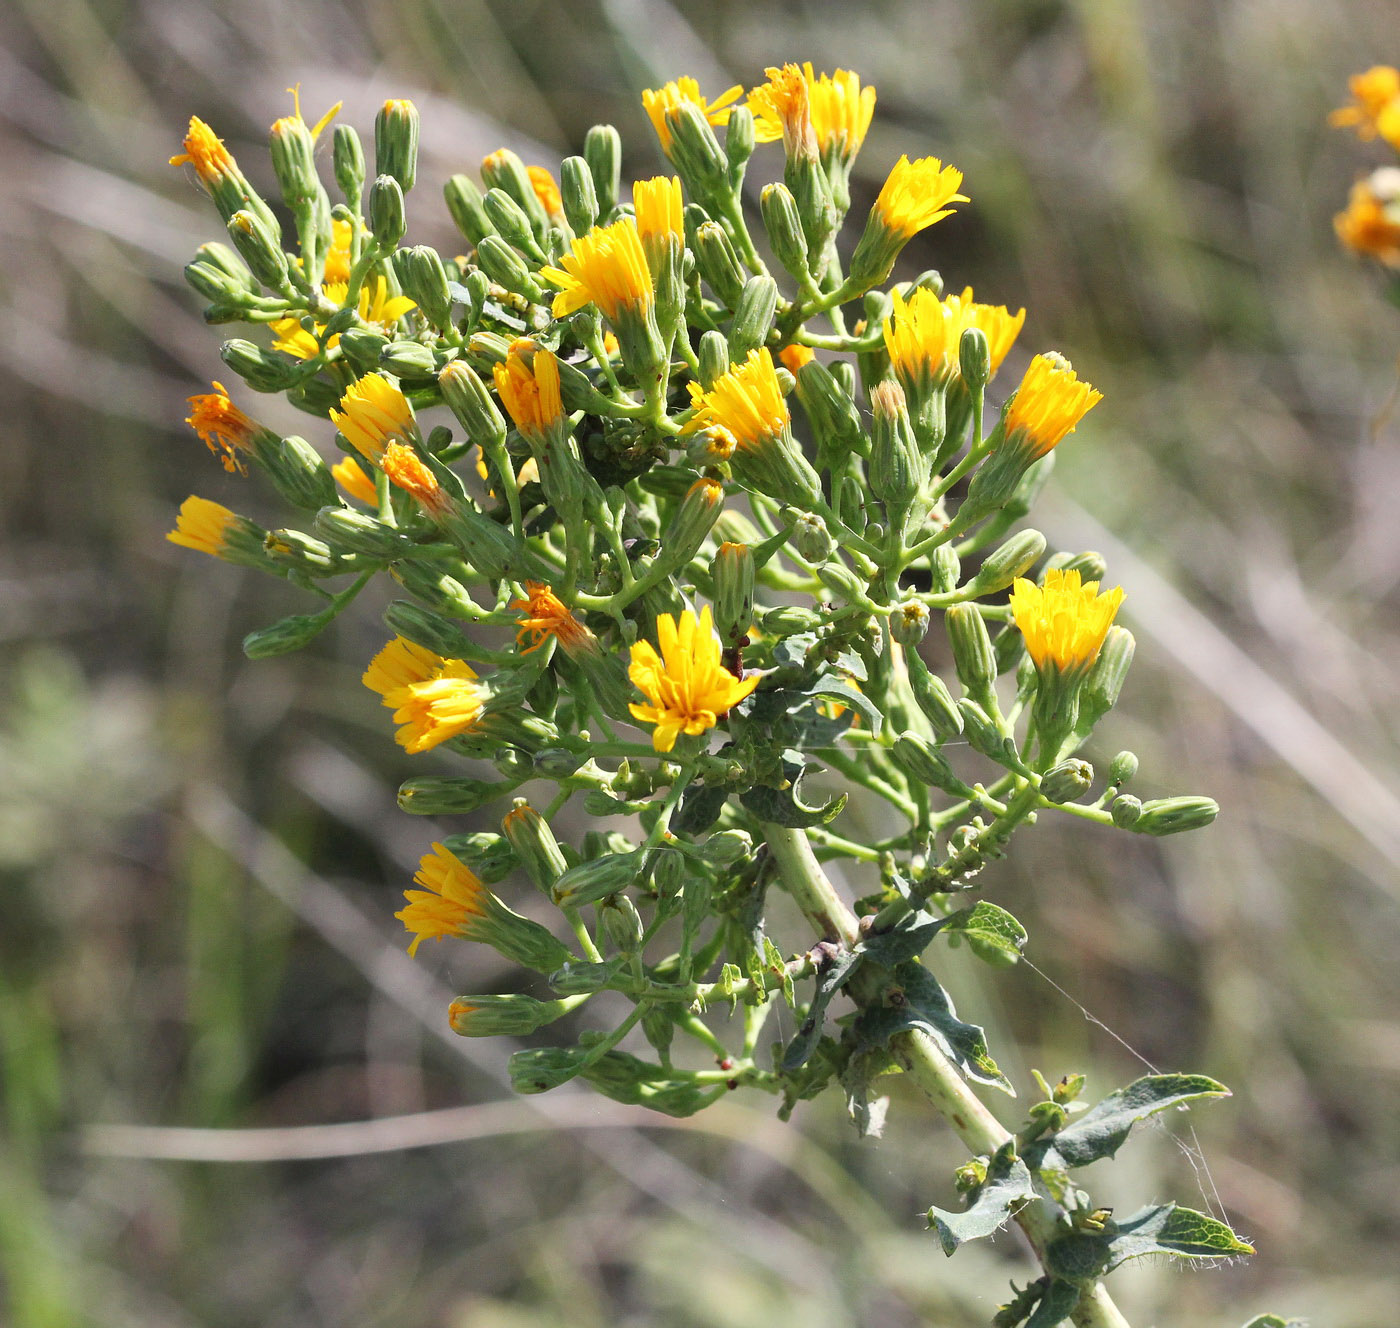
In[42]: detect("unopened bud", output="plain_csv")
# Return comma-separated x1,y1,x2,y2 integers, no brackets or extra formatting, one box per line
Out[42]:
891,600,930,648
383,600,475,659
552,851,641,907
439,360,507,447
338,327,388,373
725,103,756,172
312,506,415,557
661,478,724,571
474,235,543,300
729,275,780,361
480,147,546,232
1133,796,1219,836
560,155,598,235
712,541,755,644
583,124,621,214
890,732,974,796
792,510,834,563
378,339,439,379
959,326,991,391
368,174,406,248
251,433,337,510
241,609,332,659
1108,751,1139,786
869,379,923,510
395,245,453,329
332,125,365,202
945,603,998,709
1039,759,1093,804
220,338,299,392
693,222,746,307
1078,626,1135,727
398,776,508,815
375,98,419,192
509,1046,589,1094
388,561,479,617
930,541,961,595
444,174,497,244
450,993,568,1037
962,529,1046,598
1110,794,1143,828
663,102,729,197
906,650,964,740
697,330,731,387
695,829,752,866
269,114,320,209
502,801,568,894
227,208,289,290
484,187,545,258
794,360,864,459
600,895,646,953
761,182,810,278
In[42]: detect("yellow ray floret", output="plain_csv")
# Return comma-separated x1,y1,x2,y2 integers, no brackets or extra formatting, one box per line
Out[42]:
1329,66,1400,148
331,373,417,464
382,442,448,513
751,63,875,160
642,77,744,153
270,279,416,359
539,219,653,321
628,606,758,752
883,287,956,384
1010,569,1124,675
170,116,235,184
511,582,594,656
746,64,811,154
1334,176,1400,267
332,456,380,506
527,165,563,218
493,342,563,436
633,176,684,241
686,347,789,451
941,287,1026,375
873,155,968,238
166,495,237,558
778,344,814,374
1004,354,1102,459
395,842,488,956
186,381,258,473
363,637,485,754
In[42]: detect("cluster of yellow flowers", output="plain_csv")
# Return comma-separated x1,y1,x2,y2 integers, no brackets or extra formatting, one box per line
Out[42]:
1332,66,1400,267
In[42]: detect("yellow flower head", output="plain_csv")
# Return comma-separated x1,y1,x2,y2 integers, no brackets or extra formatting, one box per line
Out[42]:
883,287,956,387
186,381,260,473
527,165,564,218
752,63,875,162
322,217,356,283
872,155,968,238
395,843,488,956
942,287,1026,376
539,218,653,321
633,176,684,242
1003,354,1102,459
1335,173,1400,266
170,116,235,185
511,582,595,657
1010,569,1124,676
332,455,380,506
166,495,237,558
331,373,418,464
493,342,564,437
363,637,485,754
778,343,814,374
746,63,815,158
1329,66,1400,148
642,77,744,154
382,441,449,514
685,347,790,451
628,606,759,752
270,278,416,360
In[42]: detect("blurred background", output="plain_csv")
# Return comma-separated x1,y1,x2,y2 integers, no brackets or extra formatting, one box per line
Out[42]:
3,1,1399,1324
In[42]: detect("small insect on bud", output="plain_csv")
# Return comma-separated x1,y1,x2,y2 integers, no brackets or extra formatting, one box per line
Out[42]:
890,599,930,648
444,174,498,244
1132,796,1220,836
449,993,570,1038
368,174,406,248
560,155,598,235
1039,759,1094,805
332,124,365,202
583,123,622,214
792,510,834,564
1107,750,1139,786
375,98,420,192
712,540,755,645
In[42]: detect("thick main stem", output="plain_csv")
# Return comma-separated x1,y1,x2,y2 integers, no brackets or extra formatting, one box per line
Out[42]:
761,823,1133,1328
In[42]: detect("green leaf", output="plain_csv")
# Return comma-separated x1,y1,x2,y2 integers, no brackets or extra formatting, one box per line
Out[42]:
781,946,864,1070
673,784,727,835
942,901,1028,967
856,909,949,968
1033,1074,1229,1170
804,676,883,730
1023,1280,1082,1328
926,1140,1036,1255
1105,1203,1254,1267
739,759,847,828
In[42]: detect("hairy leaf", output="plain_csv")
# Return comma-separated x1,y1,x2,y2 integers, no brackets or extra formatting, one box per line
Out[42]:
782,946,864,1070
673,783,728,835
1105,1203,1254,1268
926,1141,1036,1255
740,759,847,828
1023,1280,1082,1328
942,901,1028,967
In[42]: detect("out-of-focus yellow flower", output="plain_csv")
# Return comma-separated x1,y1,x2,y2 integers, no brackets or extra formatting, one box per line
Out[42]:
331,373,418,464
628,606,758,752
1010,569,1124,677
642,77,744,154
332,455,380,506
778,344,814,374
166,495,237,558
539,219,653,321
381,441,449,514
322,218,356,283
1329,66,1400,149
1334,173,1400,266
527,165,563,218
942,287,1026,377
1004,354,1102,459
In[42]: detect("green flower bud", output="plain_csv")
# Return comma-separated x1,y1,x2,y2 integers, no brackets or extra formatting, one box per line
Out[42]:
395,245,453,329
890,731,974,796
693,221,746,308
439,502,548,582
552,851,641,908
761,604,824,634
559,155,598,235
712,540,755,644
697,330,731,387
729,275,780,361
227,208,289,290
957,698,1028,772
444,174,498,244
658,478,724,574
792,510,835,564
1133,796,1219,836
334,326,386,373
378,339,439,379
332,124,365,202
450,993,569,1037
906,650,964,741
368,173,406,248
962,529,1047,598
946,604,998,710
1110,794,1143,827
219,338,299,392
1039,758,1094,804
269,113,321,209
263,528,338,574
388,561,480,617
694,829,751,866
185,258,249,306
438,830,515,883
375,98,419,192
863,288,893,326
465,330,512,366
583,124,622,214
1046,549,1109,583
1108,750,1139,786
479,147,547,233
930,541,961,595
1077,626,1135,731
396,776,507,816
726,103,756,173
438,360,507,448
383,599,475,659
891,600,930,647
664,102,729,199
532,747,586,778
869,379,924,514
249,433,337,510
761,182,809,279
312,507,414,557
241,609,334,659
502,801,569,894
649,850,687,905
549,961,621,995
600,895,645,953
793,360,865,461
959,326,991,391
484,187,546,260
509,1046,589,1094
473,235,543,301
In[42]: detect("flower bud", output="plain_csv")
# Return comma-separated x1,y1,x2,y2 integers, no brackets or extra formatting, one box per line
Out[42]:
479,147,546,232
793,360,865,462
1110,794,1142,827
600,895,646,953
729,275,780,361
694,829,752,866
312,506,415,557
249,433,337,510
761,604,824,634
474,235,543,300
550,155,596,235
484,187,546,259
725,103,756,172
502,801,568,894
375,98,419,192
697,330,731,387
549,961,620,996
263,528,337,574
869,380,924,513
368,174,406,247
891,600,930,647
395,244,453,329
959,326,991,391
583,124,622,214
510,1046,589,1094
792,510,834,564
227,208,289,290
660,478,724,573
663,102,729,198
906,650,964,740
437,830,515,883
269,114,321,209
338,326,389,373
890,732,974,796
946,604,998,709
693,221,746,307
439,501,548,582
712,541,755,644
761,182,810,279
382,600,475,659
388,562,480,617
241,609,334,659
1133,796,1219,836
185,258,248,307
1108,750,1139,786
957,697,1029,772
551,851,641,907
332,124,365,201
444,174,497,244
396,776,506,816
378,339,439,379
438,360,507,447
930,541,961,595
1039,759,1093,804
220,338,299,392
450,993,569,1037
961,529,1047,598
1077,626,1135,729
